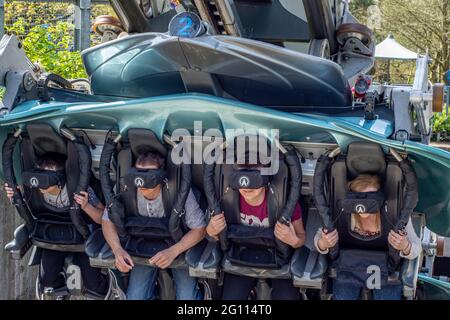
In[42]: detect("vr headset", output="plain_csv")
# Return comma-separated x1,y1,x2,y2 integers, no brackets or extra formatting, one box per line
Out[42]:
125,168,167,189
229,169,269,190
22,169,66,189
341,191,385,214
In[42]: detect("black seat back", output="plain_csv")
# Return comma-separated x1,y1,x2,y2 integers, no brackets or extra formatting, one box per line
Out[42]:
107,128,191,259
20,124,91,249
117,129,178,218
330,142,404,266
204,135,301,269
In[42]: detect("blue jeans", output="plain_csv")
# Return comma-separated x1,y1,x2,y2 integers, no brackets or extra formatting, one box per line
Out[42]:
127,264,202,300
333,279,402,300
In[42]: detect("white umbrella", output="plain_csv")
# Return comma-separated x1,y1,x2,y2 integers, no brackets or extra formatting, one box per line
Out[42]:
375,34,419,82
375,34,418,60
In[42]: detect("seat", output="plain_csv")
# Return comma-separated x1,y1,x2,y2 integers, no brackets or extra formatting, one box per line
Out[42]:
85,228,115,269
86,128,195,269
2,123,94,255
291,208,328,289
315,141,420,297
198,136,303,283
1,124,120,299
185,163,223,279
185,237,223,279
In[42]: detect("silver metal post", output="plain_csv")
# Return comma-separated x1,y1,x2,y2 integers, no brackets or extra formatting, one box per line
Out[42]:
0,0,4,39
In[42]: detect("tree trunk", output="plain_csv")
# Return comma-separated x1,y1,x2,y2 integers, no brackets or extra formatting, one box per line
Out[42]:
0,181,37,300
441,0,449,78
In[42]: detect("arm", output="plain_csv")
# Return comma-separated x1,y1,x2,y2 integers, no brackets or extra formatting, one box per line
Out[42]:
150,189,207,268
402,221,421,260
102,214,134,272
314,228,339,254
206,213,226,241
314,228,329,254
274,219,306,249
74,190,105,224
400,219,422,260
388,218,422,260
102,218,122,255
82,202,105,224
149,227,206,269
172,227,206,255
4,183,15,200
292,219,306,248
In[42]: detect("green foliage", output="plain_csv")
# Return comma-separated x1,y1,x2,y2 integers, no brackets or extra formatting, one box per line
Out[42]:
7,20,87,79
350,0,376,15
350,0,450,84
3,2,115,80
433,108,450,136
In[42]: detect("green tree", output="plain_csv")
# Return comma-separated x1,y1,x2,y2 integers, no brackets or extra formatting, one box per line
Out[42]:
7,19,86,79
350,0,450,83
3,2,116,79
349,0,377,21
379,0,449,83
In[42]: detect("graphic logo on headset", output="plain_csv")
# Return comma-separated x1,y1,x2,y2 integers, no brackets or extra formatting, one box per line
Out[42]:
239,176,250,188
30,177,39,188
355,204,367,213
134,177,145,188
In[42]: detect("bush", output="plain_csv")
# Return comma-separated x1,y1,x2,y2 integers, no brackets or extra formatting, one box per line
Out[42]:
432,108,450,141
7,19,86,79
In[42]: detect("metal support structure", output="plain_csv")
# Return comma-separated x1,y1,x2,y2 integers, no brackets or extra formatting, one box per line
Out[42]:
0,0,4,39
410,54,434,143
446,86,449,115
74,0,91,52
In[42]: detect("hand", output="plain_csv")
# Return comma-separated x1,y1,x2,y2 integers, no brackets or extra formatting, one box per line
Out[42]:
114,247,134,273
317,229,339,251
206,213,226,238
274,222,299,247
4,183,16,200
388,230,410,253
74,191,89,210
149,247,179,269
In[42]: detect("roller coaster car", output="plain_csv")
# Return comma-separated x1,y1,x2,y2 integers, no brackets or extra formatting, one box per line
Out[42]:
0,0,449,299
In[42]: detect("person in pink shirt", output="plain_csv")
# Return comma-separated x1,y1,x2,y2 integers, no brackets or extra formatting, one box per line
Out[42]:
207,164,306,300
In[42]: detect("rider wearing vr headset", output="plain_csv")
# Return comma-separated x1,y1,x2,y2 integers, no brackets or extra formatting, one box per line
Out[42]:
207,161,306,300
314,174,421,300
4,152,108,296
101,151,206,300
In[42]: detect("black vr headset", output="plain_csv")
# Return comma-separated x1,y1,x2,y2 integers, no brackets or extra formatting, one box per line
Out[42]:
125,168,167,189
341,191,385,214
229,169,269,190
22,169,66,189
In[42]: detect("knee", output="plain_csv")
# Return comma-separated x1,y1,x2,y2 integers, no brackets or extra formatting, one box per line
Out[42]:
175,279,202,300
39,269,64,288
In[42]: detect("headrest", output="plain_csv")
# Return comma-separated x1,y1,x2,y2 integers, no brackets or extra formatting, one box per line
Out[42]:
124,167,167,189
341,191,385,214
128,129,167,159
26,124,67,156
229,169,269,190
346,142,386,179
22,169,66,189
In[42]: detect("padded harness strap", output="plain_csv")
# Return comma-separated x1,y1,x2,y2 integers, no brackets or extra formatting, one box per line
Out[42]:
2,131,35,231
